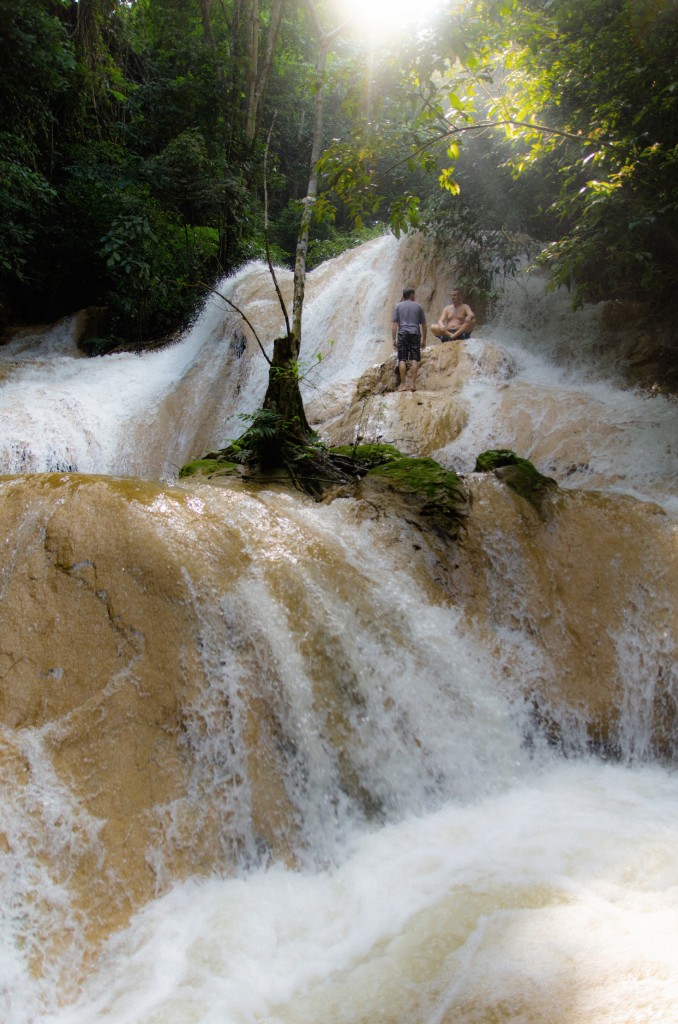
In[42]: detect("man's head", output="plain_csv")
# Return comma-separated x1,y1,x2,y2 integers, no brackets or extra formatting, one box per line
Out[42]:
403,287,416,300
451,288,462,303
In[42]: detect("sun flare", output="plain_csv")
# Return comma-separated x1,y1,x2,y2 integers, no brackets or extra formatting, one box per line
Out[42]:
336,0,447,43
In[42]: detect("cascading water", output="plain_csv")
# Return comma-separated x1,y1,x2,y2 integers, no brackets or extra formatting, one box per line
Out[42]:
1,234,677,1024
0,236,403,481
438,269,678,513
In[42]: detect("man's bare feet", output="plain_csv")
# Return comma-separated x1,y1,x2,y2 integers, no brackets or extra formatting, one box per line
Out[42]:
398,384,408,392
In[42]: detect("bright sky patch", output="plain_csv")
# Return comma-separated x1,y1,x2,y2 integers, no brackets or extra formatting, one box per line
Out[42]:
335,0,447,44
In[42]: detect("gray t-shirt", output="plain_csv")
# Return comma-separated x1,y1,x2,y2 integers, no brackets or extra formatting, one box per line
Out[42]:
392,299,426,335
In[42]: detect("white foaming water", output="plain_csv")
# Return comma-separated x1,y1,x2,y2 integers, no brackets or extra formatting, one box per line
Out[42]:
1,477,676,1024
213,235,402,449
0,292,233,477
0,483,537,1024
298,234,401,382
436,269,678,514
2,237,678,1023
0,235,401,479
0,316,83,360
161,489,532,873
32,764,678,1024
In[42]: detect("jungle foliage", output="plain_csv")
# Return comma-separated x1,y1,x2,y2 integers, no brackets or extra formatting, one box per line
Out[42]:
1,0,677,346
319,0,678,309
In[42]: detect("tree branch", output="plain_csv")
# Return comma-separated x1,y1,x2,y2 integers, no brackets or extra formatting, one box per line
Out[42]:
379,118,604,179
200,283,273,365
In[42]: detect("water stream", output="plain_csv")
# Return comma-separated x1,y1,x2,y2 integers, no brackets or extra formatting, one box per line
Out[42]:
1,234,677,1023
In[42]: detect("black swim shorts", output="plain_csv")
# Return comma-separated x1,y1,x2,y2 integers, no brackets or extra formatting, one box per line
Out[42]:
440,332,471,343
397,331,421,362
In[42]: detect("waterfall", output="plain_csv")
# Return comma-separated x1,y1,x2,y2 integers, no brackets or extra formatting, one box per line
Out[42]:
0,236,403,481
434,269,678,513
2,237,675,509
1,235,677,1024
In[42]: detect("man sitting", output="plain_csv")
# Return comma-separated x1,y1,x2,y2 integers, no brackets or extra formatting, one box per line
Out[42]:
430,288,476,343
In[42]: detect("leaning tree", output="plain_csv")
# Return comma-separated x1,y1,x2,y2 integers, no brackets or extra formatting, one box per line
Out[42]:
206,0,366,496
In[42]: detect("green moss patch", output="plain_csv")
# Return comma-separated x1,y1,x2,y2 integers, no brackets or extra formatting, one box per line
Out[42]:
474,449,524,473
178,458,240,479
364,456,468,534
369,456,462,496
474,449,557,512
329,443,402,469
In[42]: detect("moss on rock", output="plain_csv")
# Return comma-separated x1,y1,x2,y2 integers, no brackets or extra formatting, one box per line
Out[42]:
178,458,240,479
474,449,557,512
362,456,468,535
474,449,522,473
329,443,402,469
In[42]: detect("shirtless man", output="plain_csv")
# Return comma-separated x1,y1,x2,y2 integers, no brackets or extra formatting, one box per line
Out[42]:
431,288,476,343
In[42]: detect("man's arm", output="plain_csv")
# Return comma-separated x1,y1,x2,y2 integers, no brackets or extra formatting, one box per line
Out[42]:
462,304,476,330
419,304,427,347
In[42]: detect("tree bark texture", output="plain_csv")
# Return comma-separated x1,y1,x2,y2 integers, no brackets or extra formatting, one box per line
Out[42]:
291,2,329,349
262,332,312,446
197,0,216,49
245,0,287,148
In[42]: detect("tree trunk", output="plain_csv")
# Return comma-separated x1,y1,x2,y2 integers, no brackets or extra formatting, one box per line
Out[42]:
74,0,101,68
261,1,330,440
244,0,260,146
197,0,216,49
261,333,312,454
291,8,328,347
245,0,287,149
214,3,354,496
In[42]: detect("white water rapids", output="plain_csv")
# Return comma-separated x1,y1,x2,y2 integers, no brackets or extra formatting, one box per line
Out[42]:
0,238,400,482
1,234,678,1023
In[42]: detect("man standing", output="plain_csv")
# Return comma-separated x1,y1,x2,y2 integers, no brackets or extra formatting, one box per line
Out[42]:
431,288,476,343
392,287,427,392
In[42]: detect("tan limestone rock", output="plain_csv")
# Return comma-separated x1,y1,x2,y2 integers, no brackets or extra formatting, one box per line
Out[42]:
447,475,678,754
0,474,300,964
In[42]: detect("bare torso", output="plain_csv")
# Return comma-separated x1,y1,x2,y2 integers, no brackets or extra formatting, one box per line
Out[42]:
438,301,474,332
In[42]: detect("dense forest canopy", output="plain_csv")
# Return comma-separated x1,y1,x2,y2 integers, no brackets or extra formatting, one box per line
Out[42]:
1,0,677,350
